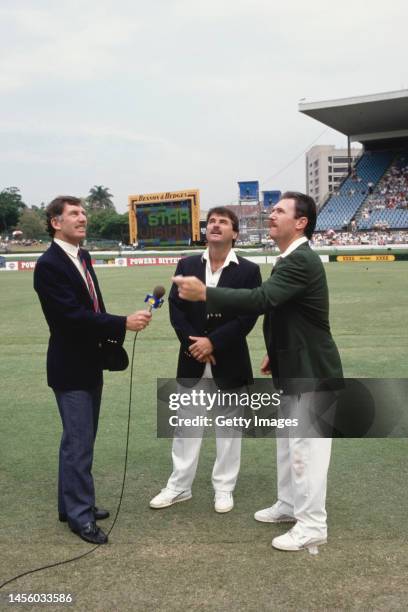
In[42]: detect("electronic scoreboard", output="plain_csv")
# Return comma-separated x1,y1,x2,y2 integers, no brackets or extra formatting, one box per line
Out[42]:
128,189,200,246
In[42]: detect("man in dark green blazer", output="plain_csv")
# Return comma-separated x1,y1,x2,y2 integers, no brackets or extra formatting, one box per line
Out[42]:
172,192,343,552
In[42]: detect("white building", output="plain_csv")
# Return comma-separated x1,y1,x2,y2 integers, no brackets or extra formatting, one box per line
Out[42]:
306,144,361,206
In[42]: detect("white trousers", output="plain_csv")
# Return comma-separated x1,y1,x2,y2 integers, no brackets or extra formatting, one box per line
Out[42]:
167,379,242,494
275,391,335,539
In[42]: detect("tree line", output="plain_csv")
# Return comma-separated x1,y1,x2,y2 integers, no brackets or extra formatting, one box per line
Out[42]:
0,186,130,242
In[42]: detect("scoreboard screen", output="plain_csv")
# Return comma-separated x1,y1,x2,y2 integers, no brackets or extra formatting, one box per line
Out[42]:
128,189,200,246
135,199,192,246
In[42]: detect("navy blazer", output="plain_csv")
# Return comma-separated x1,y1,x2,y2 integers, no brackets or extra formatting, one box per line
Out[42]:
169,254,262,389
34,242,126,390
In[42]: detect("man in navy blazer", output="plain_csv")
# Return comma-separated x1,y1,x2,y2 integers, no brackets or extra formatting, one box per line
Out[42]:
34,196,151,544
150,207,262,513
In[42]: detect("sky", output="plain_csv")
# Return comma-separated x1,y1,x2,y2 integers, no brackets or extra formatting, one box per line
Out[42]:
1,0,408,212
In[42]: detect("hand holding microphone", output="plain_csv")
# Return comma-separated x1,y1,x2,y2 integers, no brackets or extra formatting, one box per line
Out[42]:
126,311,152,331
126,286,166,331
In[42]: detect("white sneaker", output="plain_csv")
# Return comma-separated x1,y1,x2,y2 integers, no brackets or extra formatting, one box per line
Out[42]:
214,492,234,513
272,526,327,552
254,503,295,524
149,488,192,509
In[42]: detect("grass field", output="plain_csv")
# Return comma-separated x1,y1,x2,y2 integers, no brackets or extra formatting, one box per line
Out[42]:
0,262,407,611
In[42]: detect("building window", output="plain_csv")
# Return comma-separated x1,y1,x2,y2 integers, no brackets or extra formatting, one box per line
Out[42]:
333,157,351,164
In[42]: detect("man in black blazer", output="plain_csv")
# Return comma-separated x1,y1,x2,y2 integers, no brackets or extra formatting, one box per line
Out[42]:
172,192,343,551
34,196,151,544
150,207,262,513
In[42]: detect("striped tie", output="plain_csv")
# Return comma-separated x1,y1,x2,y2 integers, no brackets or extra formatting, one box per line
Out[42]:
79,252,100,312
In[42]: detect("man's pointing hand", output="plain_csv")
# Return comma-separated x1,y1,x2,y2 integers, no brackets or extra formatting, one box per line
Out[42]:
172,275,207,301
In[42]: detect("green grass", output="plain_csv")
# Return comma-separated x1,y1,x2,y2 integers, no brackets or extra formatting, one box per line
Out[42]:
0,263,407,611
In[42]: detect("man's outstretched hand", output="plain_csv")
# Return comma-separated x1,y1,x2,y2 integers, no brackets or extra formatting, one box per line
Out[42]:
172,275,207,301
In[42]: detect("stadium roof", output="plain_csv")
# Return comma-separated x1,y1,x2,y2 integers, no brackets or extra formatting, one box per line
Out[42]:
299,90,408,143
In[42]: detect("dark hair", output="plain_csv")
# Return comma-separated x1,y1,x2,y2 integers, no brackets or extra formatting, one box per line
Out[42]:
281,191,316,239
46,196,82,237
206,207,239,232
206,206,239,247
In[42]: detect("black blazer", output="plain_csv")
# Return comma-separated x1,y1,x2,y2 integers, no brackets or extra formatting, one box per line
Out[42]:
169,253,262,389
34,242,126,390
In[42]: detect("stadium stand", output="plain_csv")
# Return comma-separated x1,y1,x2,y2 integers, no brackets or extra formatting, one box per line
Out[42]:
315,150,394,231
357,152,408,229
299,90,408,237
311,230,408,246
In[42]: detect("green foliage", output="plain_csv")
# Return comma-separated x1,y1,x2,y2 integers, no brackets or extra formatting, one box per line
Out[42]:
17,208,46,239
86,185,115,211
0,187,26,233
87,209,129,241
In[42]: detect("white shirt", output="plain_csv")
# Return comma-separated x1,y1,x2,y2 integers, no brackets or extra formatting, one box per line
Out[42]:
201,247,239,376
202,247,239,286
54,238,94,296
279,236,308,259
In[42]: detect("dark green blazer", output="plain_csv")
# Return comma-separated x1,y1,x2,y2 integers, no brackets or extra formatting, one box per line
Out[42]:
207,242,343,393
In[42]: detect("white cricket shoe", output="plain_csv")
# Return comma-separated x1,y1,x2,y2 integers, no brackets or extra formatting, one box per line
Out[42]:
214,492,234,513
272,526,327,552
254,503,296,523
149,488,192,509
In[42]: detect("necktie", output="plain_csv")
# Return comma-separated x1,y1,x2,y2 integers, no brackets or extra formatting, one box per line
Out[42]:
79,252,100,312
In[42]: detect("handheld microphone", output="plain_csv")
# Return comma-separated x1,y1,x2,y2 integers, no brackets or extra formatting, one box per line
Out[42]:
144,285,166,311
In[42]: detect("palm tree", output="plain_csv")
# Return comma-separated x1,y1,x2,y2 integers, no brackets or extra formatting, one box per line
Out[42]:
87,185,115,211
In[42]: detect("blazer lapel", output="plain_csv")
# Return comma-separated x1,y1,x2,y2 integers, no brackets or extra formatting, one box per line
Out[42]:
51,242,93,305
196,257,206,283
217,261,239,287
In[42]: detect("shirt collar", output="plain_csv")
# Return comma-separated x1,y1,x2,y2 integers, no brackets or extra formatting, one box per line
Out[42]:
54,238,80,258
202,247,239,268
279,236,308,258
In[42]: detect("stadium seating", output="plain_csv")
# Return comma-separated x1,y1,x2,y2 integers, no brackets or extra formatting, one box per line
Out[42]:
358,209,408,230
316,150,395,231
357,151,408,230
